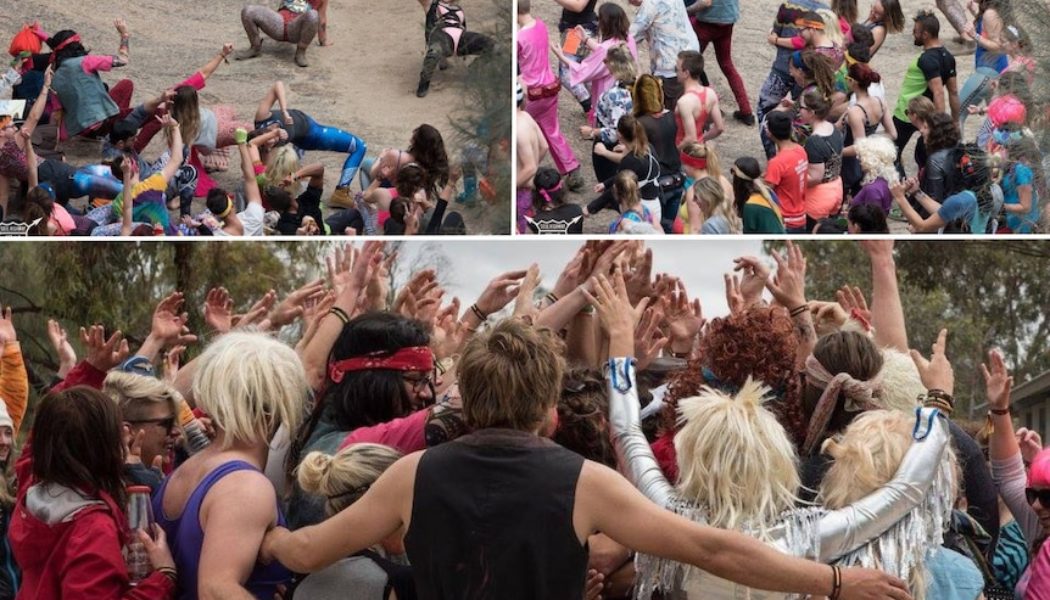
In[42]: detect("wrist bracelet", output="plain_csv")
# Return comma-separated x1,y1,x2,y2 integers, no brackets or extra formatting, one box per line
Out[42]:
989,407,1011,416
328,306,350,325
157,566,177,583
789,303,809,317
670,350,690,359
829,565,842,600
545,292,560,305
470,303,488,322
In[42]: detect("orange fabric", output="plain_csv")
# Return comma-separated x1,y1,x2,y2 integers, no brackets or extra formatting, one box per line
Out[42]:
0,341,28,434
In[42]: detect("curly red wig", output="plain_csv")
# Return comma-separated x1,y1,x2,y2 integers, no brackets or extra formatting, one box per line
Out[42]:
665,306,806,447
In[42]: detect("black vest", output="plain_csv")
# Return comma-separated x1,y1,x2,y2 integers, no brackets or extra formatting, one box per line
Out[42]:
404,429,588,599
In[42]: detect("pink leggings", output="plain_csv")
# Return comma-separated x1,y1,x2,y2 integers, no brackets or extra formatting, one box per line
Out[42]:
525,95,579,175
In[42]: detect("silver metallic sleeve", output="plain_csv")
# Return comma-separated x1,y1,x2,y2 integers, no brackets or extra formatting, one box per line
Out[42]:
606,357,679,510
767,406,952,561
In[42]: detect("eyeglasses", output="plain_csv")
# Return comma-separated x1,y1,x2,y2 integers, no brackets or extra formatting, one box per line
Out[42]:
1026,487,1050,507
126,416,177,432
403,371,436,392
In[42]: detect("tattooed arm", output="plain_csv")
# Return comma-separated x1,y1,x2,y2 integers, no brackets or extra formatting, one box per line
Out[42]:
424,386,468,447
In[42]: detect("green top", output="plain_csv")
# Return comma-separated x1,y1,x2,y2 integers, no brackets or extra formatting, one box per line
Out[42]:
742,193,785,234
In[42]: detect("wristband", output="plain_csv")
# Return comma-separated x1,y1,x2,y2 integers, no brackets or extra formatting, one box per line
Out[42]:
545,292,560,305
470,304,488,322
157,566,177,584
670,350,690,359
328,307,350,325
233,128,249,145
789,303,809,317
989,407,1011,416
829,565,842,600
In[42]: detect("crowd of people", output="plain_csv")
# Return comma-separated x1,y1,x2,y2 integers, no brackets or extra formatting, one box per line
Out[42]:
0,3,503,237
516,0,1048,235
0,239,1044,599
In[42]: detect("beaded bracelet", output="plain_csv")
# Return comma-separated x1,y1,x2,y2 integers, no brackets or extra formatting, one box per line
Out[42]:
469,304,487,322
328,306,350,325
829,565,842,600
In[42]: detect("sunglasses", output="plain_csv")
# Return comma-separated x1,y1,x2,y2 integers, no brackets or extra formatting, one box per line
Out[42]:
403,371,436,392
126,416,177,432
1026,487,1050,507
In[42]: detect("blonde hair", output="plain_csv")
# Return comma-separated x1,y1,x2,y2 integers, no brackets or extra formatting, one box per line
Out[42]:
192,332,307,450
854,134,900,187
103,371,181,421
877,348,925,413
820,410,958,600
264,145,301,195
818,9,845,46
605,43,637,85
681,141,724,180
693,177,741,233
613,171,641,210
297,444,402,516
675,379,800,533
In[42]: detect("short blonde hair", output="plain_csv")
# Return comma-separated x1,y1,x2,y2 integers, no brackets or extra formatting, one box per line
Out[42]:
103,371,180,421
604,43,637,85
297,444,402,516
264,145,301,195
675,379,801,533
192,332,307,450
458,319,564,432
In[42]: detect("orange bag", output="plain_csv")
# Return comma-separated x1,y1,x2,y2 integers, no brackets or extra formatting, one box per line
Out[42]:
9,23,43,58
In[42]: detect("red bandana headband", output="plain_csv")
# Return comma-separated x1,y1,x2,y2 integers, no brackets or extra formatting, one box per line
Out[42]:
49,34,82,63
328,346,434,384
539,180,563,204
680,152,708,171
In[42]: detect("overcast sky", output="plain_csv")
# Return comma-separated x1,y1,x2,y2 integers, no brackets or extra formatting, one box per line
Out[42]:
390,240,765,318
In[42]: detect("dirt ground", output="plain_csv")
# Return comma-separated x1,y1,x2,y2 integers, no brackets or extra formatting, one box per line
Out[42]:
3,0,510,234
525,0,981,234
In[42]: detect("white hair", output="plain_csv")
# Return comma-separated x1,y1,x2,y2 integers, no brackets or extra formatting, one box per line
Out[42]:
192,331,307,450
855,135,900,187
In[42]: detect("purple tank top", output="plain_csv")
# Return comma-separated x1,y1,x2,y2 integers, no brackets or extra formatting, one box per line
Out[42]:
153,460,292,600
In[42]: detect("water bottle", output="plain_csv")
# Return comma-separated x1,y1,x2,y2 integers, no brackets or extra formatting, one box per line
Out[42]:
177,400,211,454
125,486,153,583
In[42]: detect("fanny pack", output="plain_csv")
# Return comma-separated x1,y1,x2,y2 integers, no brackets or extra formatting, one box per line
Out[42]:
657,172,684,191
527,81,561,101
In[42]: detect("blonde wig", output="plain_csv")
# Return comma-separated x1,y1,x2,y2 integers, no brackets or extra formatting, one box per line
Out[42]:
820,409,959,600
854,135,900,187
192,331,307,450
674,378,801,534
264,145,301,196
876,348,925,413
103,370,182,421
818,9,845,46
297,443,402,516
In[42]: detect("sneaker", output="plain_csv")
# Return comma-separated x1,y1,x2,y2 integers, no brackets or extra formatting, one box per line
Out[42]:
294,48,308,68
416,79,431,98
733,110,756,126
564,168,585,193
234,44,262,60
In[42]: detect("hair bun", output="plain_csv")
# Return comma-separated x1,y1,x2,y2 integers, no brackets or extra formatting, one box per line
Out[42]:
297,451,335,495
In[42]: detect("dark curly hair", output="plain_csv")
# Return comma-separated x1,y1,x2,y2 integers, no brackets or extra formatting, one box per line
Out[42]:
665,306,806,446
924,112,961,155
552,367,617,468
407,124,449,193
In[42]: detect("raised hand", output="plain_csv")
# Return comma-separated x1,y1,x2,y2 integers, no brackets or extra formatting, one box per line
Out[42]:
0,307,16,345
151,292,197,347
162,345,185,386
723,273,745,315
1016,428,1043,464
634,305,669,370
235,290,278,330
731,256,769,309
475,269,528,316
624,247,655,306
980,349,1013,412
551,244,594,299
766,241,807,310
204,287,234,334
910,329,954,397
660,279,704,348
836,285,872,326
269,279,327,329
80,325,130,372
47,319,77,373
513,264,541,321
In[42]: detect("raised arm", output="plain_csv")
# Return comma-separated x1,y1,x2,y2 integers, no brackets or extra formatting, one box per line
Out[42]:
114,18,130,66
158,115,184,183
198,43,235,81
255,81,291,123
22,131,38,189
860,240,908,352
236,130,262,206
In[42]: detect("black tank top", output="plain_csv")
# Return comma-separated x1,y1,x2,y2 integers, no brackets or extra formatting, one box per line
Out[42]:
404,429,588,599
559,0,598,30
